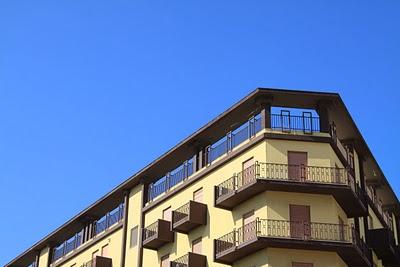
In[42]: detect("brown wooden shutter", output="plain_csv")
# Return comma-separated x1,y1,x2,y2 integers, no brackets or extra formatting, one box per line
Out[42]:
289,204,311,239
163,207,172,221
288,152,307,181
192,238,202,254
193,188,203,203
161,254,169,267
242,211,256,243
242,158,255,186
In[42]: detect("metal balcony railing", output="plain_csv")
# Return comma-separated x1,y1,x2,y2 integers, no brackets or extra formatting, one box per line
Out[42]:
142,220,159,242
270,113,320,133
366,185,393,230
215,218,371,263
147,114,262,202
173,202,190,225
170,254,189,267
215,162,360,201
52,204,124,262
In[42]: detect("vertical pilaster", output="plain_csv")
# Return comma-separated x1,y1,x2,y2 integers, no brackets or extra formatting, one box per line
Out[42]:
34,252,40,267
46,245,53,267
316,100,331,133
260,102,272,129
192,154,198,172
120,191,130,267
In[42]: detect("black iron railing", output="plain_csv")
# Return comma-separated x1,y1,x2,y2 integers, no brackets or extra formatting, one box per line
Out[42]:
143,221,159,242
215,162,359,201
366,185,393,230
170,254,189,267
270,113,320,133
215,218,371,263
173,202,190,225
81,258,95,267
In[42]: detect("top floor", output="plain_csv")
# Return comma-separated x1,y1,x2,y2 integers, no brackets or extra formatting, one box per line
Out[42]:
6,88,400,267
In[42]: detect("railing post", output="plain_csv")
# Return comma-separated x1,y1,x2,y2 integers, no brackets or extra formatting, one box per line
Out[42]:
227,131,232,152
183,160,188,180
258,97,272,129
255,161,260,178
62,241,67,257
205,145,211,165
166,172,171,191
317,100,331,133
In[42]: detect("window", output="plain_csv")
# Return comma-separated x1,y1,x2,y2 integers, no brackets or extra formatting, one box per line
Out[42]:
130,226,138,247
101,244,109,257
193,188,203,203
163,207,172,221
192,238,202,254
161,254,169,267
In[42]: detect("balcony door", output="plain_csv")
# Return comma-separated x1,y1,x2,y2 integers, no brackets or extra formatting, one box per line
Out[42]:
242,211,256,243
288,152,307,181
290,205,311,239
242,158,255,186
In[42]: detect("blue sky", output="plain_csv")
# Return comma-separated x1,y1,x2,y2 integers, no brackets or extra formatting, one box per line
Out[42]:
1,0,399,264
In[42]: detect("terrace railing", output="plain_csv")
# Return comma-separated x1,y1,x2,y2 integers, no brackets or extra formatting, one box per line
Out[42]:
52,204,124,262
147,114,262,202
270,113,320,133
215,218,371,263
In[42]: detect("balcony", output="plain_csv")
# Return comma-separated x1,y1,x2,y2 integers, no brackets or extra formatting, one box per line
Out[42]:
366,186,394,230
214,219,372,267
368,228,400,265
172,201,207,234
214,162,367,217
170,252,207,267
142,219,174,250
80,256,112,267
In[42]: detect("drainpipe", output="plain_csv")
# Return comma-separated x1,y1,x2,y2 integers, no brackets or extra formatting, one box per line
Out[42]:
120,191,130,267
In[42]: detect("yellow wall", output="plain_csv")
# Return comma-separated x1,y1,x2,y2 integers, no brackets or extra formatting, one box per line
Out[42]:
266,248,346,267
266,191,347,224
266,139,344,169
56,227,123,267
143,140,268,267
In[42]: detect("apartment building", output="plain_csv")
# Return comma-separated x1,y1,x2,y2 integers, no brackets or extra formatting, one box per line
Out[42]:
5,88,400,267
